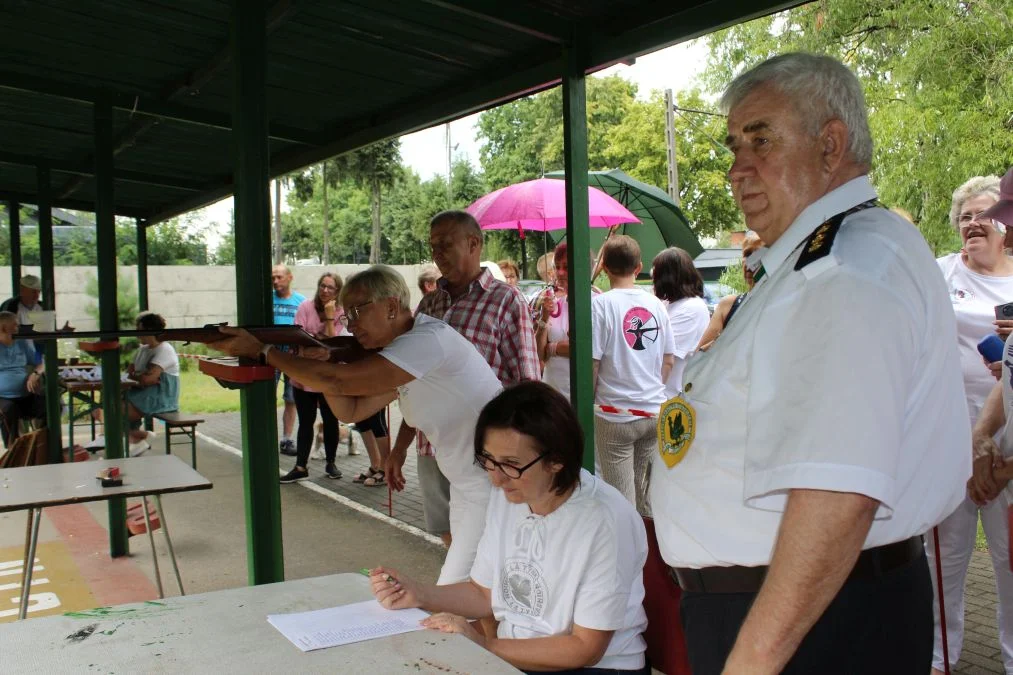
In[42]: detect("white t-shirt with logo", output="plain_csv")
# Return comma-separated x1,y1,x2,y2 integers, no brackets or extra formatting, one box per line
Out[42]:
937,253,1013,424
381,314,501,496
470,470,648,671
592,288,675,422
663,296,710,399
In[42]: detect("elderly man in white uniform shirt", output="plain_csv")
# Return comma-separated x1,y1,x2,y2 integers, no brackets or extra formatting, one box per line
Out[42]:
649,53,969,675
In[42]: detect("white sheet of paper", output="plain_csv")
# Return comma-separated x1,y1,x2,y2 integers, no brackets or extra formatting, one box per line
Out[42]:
267,599,429,652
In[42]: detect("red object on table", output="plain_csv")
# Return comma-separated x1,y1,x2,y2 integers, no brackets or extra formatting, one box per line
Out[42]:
79,340,120,353
198,357,275,383
641,516,692,675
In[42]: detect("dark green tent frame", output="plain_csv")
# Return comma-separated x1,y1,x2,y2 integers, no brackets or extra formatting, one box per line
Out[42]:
0,0,799,583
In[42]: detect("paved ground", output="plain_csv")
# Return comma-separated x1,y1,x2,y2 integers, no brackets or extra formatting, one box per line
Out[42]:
197,406,1010,675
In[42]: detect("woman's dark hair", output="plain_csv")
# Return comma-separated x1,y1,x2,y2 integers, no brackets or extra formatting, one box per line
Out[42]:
652,247,703,302
314,272,343,317
474,381,584,495
136,312,166,331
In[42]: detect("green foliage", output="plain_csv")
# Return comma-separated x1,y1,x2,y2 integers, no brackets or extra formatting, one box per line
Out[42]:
475,76,741,238
84,273,140,330
703,0,1013,255
717,259,749,295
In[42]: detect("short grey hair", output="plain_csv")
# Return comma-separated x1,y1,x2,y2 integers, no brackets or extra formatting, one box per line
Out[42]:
340,265,411,312
950,176,1001,230
721,52,873,170
417,264,440,292
431,210,483,243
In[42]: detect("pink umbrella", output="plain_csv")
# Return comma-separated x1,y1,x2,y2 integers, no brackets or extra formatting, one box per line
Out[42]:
467,178,640,231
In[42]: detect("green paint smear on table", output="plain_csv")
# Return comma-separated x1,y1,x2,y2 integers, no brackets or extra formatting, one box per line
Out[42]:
64,604,179,619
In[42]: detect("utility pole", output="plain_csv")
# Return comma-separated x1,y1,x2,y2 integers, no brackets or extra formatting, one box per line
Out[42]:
664,89,680,206
445,122,452,200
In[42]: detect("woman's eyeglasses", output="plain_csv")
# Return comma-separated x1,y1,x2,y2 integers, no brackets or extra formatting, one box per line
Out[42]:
338,300,373,326
318,283,338,292
475,451,548,479
958,211,996,229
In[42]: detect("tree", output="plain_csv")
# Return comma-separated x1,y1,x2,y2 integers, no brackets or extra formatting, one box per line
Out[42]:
476,76,740,238
703,0,1013,255
329,140,402,263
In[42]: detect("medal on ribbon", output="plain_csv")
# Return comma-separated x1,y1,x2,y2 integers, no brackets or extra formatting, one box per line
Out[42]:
657,395,695,469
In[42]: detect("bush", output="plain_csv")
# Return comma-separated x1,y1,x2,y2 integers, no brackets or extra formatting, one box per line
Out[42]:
84,273,140,330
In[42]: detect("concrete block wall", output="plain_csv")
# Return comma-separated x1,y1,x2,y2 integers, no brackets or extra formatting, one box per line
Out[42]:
2,264,429,331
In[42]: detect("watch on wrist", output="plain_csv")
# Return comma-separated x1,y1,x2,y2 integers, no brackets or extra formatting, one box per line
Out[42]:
258,343,274,366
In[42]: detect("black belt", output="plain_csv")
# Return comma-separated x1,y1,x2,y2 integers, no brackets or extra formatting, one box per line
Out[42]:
672,535,923,594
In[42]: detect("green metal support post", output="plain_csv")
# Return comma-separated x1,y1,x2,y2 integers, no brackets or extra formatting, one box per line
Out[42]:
36,166,63,463
232,0,284,584
94,94,128,556
8,200,21,295
136,218,148,311
562,40,595,471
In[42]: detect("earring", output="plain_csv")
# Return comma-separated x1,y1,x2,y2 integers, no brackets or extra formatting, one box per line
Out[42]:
388,313,395,320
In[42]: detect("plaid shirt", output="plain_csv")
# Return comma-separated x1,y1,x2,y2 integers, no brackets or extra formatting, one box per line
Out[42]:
413,267,541,456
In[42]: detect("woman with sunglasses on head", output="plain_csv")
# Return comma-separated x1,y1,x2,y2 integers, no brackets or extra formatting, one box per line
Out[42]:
368,382,649,675
214,265,502,585
279,272,346,484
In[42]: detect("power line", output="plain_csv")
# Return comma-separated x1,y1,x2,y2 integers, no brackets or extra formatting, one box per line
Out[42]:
672,105,725,118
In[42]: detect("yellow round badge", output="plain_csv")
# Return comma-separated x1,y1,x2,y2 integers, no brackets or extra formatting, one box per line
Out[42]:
657,395,696,469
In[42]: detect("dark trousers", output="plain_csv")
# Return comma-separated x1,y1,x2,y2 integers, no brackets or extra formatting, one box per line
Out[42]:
680,550,933,675
521,665,650,675
292,386,339,465
0,394,45,446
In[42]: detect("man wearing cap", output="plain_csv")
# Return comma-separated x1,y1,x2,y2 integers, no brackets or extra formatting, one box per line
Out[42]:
0,275,42,328
649,53,969,674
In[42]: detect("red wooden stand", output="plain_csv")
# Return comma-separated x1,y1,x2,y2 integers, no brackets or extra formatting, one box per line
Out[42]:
198,357,275,387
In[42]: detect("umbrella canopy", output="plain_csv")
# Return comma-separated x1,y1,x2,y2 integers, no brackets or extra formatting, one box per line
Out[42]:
467,178,640,232
544,169,703,259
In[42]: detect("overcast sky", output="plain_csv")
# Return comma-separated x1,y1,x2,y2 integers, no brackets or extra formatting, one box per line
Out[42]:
195,37,711,243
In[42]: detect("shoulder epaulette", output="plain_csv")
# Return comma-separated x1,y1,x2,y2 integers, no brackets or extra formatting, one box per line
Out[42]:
794,199,880,271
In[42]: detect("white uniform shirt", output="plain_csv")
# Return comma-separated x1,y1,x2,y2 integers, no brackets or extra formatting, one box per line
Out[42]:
650,176,970,568
470,470,648,671
937,253,1013,424
541,295,571,400
381,314,500,496
663,296,710,399
592,288,676,422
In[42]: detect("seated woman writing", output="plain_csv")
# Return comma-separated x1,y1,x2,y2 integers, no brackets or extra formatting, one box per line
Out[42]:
369,382,650,675
124,312,180,455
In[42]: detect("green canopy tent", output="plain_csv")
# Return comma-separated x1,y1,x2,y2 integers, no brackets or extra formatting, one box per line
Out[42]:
545,169,702,266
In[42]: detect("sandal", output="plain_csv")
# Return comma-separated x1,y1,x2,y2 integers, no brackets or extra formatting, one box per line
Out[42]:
363,470,386,487
354,467,379,483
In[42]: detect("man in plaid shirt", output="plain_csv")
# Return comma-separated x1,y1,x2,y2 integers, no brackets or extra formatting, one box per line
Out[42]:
386,210,540,546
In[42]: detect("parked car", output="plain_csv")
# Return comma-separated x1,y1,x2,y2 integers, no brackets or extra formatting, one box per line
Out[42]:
702,281,735,315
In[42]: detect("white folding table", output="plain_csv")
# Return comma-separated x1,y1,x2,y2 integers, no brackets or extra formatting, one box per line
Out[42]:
0,455,213,618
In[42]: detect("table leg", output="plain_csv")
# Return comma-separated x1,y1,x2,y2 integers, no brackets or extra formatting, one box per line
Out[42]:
89,390,96,440
153,495,185,596
141,496,164,599
67,391,75,459
18,508,41,620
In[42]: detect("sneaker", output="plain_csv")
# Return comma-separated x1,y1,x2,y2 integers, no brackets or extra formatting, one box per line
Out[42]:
325,462,342,480
84,435,106,450
279,439,297,456
280,467,309,483
128,440,150,457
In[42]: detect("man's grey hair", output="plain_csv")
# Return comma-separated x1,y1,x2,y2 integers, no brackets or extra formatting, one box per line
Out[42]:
431,210,483,244
721,52,874,170
340,265,411,312
950,175,1001,230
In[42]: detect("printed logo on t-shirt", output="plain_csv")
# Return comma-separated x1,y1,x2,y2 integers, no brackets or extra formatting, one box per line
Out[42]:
500,559,546,617
949,287,974,303
622,307,660,351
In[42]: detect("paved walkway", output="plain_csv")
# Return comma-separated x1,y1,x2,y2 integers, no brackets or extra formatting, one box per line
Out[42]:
198,407,1009,674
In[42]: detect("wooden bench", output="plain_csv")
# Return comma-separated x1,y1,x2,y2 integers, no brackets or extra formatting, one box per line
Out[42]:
153,412,205,469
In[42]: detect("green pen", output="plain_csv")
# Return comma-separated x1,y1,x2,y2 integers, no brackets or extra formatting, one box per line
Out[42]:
360,567,396,583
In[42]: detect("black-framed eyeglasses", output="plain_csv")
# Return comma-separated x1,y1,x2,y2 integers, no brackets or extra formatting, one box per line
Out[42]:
475,451,548,479
338,300,373,326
